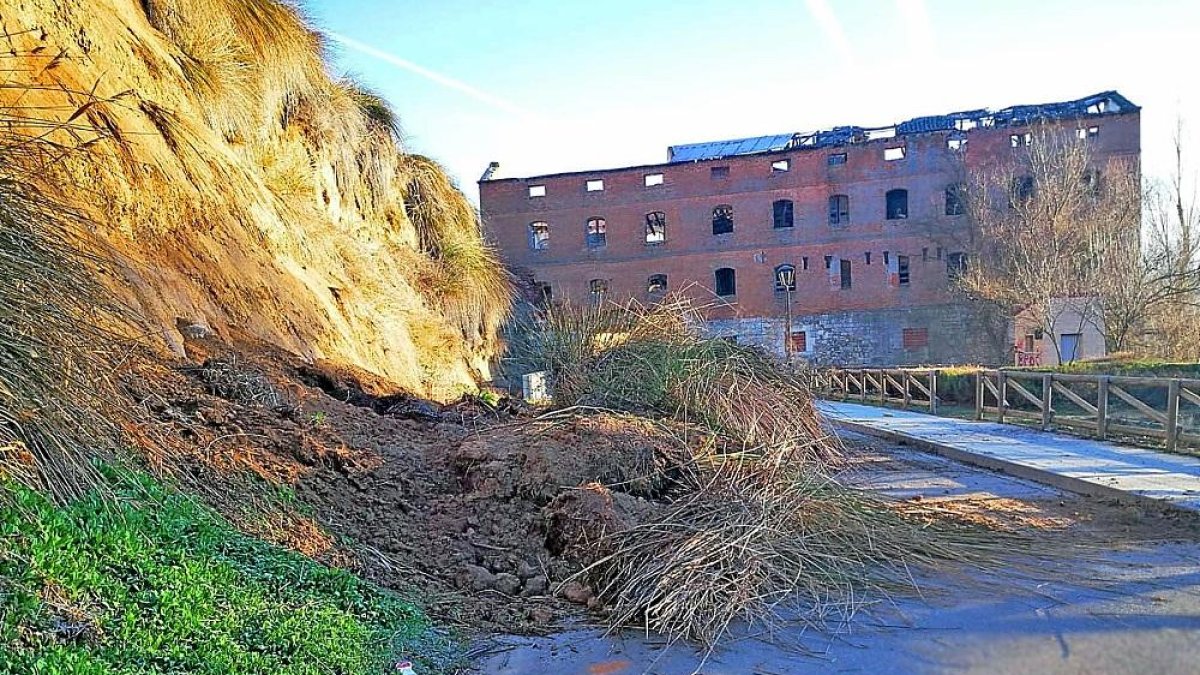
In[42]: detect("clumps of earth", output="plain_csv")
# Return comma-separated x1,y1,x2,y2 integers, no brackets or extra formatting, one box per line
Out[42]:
122,336,705,633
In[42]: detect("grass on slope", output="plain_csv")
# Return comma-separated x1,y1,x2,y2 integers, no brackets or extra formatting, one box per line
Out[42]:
0,466,448,674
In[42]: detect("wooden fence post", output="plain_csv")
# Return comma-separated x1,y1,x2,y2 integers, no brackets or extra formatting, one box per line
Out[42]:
1167,379,1181,453
1041,373,1053,431
878,369,886,406
1097,376,1109,441
975,371,985,421
903,371,912,409
930,370,939,415
997,371,1008,424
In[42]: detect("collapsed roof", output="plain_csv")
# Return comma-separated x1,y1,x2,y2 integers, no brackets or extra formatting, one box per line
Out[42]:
667,91,1138,163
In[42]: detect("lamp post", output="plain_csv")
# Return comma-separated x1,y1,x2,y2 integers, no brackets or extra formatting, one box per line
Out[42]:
776,266,796,361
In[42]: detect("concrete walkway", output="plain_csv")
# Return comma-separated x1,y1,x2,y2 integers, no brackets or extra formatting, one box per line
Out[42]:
820,401,1200,512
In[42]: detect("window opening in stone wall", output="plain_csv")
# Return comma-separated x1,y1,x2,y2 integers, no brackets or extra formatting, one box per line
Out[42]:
771,159,790,172
840,259,852,289
772,199,794,229
898,255,910,285
711,166,730,179
528,221,549,250
647,274,668,294
714,267,737,296
945,183,966,216
586,217,607,248
645,211,667,244
644,173,664,187
586,179,604,192
885,189,908,220
828,153,847,166
529,184,546,198
829,194,850,225
884,147,906,161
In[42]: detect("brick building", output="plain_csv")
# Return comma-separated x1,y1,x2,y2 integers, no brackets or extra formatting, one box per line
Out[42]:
479,92,1140,366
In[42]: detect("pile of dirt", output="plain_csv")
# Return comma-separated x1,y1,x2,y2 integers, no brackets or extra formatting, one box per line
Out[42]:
116,335,705,632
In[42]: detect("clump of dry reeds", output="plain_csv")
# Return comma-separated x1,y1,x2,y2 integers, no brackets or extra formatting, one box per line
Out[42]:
401,155,513,347
506,296,836,462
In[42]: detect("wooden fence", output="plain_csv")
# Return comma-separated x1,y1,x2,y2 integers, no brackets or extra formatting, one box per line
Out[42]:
815,367,1200,453
814,368,940,415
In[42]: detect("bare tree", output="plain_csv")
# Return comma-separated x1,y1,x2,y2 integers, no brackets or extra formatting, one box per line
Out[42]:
955,124,1140,362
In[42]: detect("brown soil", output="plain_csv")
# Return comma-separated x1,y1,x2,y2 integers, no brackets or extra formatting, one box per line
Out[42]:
116,335,700,633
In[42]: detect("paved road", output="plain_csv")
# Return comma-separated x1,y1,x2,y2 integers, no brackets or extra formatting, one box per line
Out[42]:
821,401,1200,512
471,435,1200,674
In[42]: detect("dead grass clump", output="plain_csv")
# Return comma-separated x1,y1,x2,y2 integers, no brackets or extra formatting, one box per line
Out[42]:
401,155,513,346
506,297,836,462
578,458,1008,646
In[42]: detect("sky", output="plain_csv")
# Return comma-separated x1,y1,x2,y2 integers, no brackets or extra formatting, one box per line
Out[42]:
305,0,1200,201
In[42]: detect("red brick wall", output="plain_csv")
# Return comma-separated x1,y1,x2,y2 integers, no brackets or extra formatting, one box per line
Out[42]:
480,113,1140,323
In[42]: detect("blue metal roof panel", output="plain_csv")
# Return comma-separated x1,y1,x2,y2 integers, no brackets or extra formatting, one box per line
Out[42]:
669,133,795,163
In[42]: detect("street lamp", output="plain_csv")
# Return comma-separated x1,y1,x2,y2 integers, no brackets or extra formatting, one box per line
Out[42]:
775,265,796,361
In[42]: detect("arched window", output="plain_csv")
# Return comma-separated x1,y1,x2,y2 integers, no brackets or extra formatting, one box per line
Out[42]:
885,189,909,220
586,217,607,248
828,194,849,225
1011,176,1035,206
772,199,794,229
645,211,666,244
528,221,550,250
647,274,668,294
774,264,796,292
714,267,736,296
712,205,734,235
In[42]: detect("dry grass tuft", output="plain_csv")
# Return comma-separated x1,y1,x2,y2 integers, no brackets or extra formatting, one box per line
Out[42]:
401,155,513,347
184,356,296,414
506,296,836,462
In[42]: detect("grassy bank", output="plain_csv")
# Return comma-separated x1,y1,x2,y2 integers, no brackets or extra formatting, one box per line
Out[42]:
0,467,450,674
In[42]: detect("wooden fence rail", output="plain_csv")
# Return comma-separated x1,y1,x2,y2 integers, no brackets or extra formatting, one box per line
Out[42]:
815,367,1200,454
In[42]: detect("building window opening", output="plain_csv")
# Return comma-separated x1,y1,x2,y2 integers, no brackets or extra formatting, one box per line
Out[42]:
840,259,853,289
1010,133,1032,147
771,159,790,173
772,199,794,229
790,330,808,353
824,255,833,270
1082,169,1103,197
947,137,967,152
586,179,604,192
828,194,850,225
586,217,607,248
898,255,910,286
865,252,872,265
1011,175,1035,205
774,264,796,292
714,267,736,296
589,279,609,304
884,146,906,161
801,256,809,271
528,221,549,250
647,274,668,294
711,166,730,179
1076,126,1100,140
533,282,552,308
645,211,667,244
528,184,546,198
644,173,664,187
945,183,966,216
885,188,909,220
828,152,847,166
947,252,968,280
712,204,734,235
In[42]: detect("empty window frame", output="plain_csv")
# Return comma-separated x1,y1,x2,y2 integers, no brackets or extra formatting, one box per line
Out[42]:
772,199,794,229
586,217,607,248
824,255,833,270
1082,169,1103,197
586,179,604,192
801,256,810,271
1010,133,1032,148
947,137,967,152
897,255,911,286
885,189,909,220
644,173,664,187
902,327,929,349
714,267,737,296
884,146,906,161
589,279,609,303
645,211,667,244
827,152,848,166
710,166,730,179
528,184,546,198
1076,126,1100,140
828,194,850,225
534,282,552,307
774,264,796,292
790,331,808,353
840,259,853,289
771,159,790,173
946,252,968,280
528,221,550,250
712,204,734,235
647,274,668,294
1011,175,1035,205
944,183,966,216
865,252,872,265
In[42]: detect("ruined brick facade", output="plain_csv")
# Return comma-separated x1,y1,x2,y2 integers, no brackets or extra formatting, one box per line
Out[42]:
479,93,1141,366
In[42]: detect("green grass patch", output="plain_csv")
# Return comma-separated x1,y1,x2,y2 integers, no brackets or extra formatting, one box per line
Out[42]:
0,466,452,674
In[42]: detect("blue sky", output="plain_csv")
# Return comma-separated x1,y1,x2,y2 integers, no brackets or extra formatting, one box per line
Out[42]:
306,0,1199,200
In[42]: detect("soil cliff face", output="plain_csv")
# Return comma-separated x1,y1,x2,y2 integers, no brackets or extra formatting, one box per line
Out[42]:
0,0,508,398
